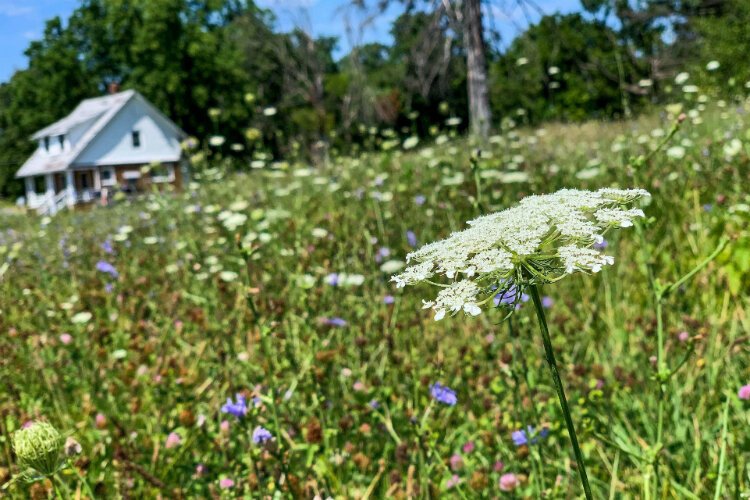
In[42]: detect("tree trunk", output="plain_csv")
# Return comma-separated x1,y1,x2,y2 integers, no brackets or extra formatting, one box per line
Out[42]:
464,0,491,138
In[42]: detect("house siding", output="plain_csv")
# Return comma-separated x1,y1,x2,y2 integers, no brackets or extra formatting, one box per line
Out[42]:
74,98,182,167
111,162,183,192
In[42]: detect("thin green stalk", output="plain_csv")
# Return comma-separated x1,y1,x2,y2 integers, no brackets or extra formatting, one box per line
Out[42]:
470,153,485,215
529,284,593,500
713,397,730,500
655,296,665,447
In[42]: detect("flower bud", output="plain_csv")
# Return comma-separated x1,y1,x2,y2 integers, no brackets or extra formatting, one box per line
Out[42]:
12,421,63,476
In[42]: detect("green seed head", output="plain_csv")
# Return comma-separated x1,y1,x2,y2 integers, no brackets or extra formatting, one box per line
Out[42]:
12,421,63,477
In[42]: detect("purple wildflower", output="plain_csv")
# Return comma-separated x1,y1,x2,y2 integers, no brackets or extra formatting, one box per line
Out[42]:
369,399,380,409
446,474,461,489
96,260,119,279
375,247,390,263
104,283,114,294
406,230,418,247
542,296,554,308
325,273,340,286
252,426,273,444
739,384,750,400
383,295,395,305
221,394,247,418
512,426,549,447
414,194,426,206
430,382,457,406
494,285,518,306
325,317,348,327
101,239,114,254
511,429,528,446
593,239,608,250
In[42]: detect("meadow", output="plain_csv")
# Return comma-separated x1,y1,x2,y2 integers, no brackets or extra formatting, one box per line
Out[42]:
0,99,749,499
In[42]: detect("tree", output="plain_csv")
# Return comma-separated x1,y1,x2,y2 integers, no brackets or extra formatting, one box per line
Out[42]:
358,0,490,138
0,18,96,197
462,0,491,138
489,13,646,123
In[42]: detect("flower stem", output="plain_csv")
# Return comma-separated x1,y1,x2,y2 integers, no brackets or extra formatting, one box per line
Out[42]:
529,284,593,500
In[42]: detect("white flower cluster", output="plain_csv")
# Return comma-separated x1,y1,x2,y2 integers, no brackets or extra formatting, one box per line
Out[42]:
393,188,650,320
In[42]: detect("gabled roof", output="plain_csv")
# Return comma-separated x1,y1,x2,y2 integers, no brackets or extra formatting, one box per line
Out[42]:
15,90,185,178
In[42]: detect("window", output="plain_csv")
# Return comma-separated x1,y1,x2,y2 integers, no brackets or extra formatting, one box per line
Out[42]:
58,135,65,148
149,163,174,183
44,137,50,152
100,167,116,187
132,130,141,148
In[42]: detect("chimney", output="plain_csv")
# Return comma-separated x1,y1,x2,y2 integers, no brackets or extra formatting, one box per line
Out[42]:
108,82,120,95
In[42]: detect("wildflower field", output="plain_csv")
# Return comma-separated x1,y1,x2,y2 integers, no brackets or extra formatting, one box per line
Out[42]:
1,103,749,499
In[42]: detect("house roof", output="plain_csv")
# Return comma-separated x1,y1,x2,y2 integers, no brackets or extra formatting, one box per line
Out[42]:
15,90,185,178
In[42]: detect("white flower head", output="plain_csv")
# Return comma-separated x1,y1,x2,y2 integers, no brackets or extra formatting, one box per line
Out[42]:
393,188,650,320
422,280,481,320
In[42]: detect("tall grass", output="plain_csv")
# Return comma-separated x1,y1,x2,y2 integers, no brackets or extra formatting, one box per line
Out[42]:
1,103,748,498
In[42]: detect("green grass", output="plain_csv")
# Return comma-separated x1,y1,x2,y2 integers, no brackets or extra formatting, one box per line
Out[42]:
1,102,749,498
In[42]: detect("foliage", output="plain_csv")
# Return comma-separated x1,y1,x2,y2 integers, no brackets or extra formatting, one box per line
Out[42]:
0,97,749,497
490,14,648,123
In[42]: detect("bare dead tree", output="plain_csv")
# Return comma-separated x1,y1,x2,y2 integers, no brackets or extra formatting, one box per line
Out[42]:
461,0,491,137
273,16,328,138
405,7,453,102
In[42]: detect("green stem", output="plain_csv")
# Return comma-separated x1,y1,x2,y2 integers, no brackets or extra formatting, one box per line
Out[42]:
529,284,593,500
713,397,730,500
662,238,728,298
655,296,665,448
470,154,485,215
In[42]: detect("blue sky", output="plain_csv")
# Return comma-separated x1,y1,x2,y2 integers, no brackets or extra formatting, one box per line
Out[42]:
0,0,581,83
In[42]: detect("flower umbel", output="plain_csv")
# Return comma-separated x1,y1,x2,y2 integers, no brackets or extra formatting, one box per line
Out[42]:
393,188,649,319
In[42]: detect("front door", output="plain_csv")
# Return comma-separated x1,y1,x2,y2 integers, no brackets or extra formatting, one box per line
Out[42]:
54,173,66,192
74,171,93,191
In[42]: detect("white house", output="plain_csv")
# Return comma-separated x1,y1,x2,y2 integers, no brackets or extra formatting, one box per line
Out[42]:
16,88,188,215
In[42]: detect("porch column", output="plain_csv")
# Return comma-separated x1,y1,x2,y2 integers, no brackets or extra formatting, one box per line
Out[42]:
65,170,76,207
93,168,102,190
44,174,56,214
24,177,35,206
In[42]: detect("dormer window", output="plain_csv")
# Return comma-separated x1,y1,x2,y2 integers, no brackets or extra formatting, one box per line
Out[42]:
132,130,141,148
58,135,65,149
44,137,49,152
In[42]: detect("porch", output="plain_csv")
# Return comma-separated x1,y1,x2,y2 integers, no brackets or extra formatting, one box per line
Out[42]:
23,169,102,215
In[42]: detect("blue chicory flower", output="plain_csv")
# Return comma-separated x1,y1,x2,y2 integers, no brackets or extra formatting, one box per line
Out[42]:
96,260,119,279
325,317,347,327
325,273,340,286
101,239,114,254
512,426,549,447
406,230,417,248
252,426,273,444
430,382,457,406
221,394,247,418
494,285,518,306
593,239,608,250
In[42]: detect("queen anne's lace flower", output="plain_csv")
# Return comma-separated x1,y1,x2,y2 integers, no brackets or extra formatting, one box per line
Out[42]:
421,280,481,321
393,188,649,320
